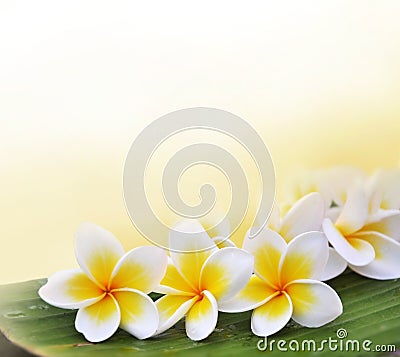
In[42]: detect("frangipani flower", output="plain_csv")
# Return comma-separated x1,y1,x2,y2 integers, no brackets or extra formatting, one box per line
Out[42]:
267,192,346,281
366,168,400,211
322,186,400,280
282,167,366,211
219,229,343,337
154,220,254,341
39,223,168,342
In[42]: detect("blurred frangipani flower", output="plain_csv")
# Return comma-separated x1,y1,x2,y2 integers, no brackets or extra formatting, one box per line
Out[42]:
322,185,400,280
38,166,400,343
281,166,400,280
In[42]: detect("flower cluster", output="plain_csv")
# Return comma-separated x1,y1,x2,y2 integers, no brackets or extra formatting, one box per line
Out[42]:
280,167,400,280
39,167,400,342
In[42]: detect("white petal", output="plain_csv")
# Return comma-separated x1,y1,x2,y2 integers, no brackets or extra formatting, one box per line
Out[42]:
185,290,218,341
75,222,125,289
75,294,120,342
335,187,368,235
279,192,325,242
169,220,218,290
320,248,348,281
155,294,199,335
38,269,105,309
109,246,168,293
251,292,292,337
279,231,329,283
285,279,342,327
243,227,287,288
364,210,400,241
349,232,400,280
323,218,375,266
200,247,254,302
219,275,278,313
112,288,158,339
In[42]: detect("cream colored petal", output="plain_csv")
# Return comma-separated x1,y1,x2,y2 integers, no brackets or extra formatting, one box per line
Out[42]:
219,275,278,313
335,187,368,235
317,166,367,208
75,294,120,342
251,292,292,337
368,169,400,210
279,231,329,285
323,218,375,266
75,222,124,289
279,192,325,242
39,269,105,309
349,231,400,279
363,210,400,241
112,288,158,339
243,227,286,288
185,290,218,341
109,246,167,293
200,247,253,302
285,279,342,327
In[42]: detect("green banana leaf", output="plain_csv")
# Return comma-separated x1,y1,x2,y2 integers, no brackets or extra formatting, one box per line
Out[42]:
0,270,399,356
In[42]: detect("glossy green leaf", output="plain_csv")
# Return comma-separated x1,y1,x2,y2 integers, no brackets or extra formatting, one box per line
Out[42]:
0,271,399,356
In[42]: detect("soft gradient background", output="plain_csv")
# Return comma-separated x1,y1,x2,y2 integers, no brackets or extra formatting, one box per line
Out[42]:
1,1,399,284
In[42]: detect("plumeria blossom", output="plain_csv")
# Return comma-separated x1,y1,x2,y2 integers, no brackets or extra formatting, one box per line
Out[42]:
219,228,342,336
39,223,168,342
366,169,400,211
154,220,254,341
266,192,346,281
281,166,366,212
322,186,400,280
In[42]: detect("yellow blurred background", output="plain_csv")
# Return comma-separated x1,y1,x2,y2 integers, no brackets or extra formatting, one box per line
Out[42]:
1,1,399,284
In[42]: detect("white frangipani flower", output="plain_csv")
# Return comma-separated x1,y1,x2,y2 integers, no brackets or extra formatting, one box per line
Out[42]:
154,220,254,341
323,186,400,280
220,228,343,337
281,166,366,212
39,223,168,342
